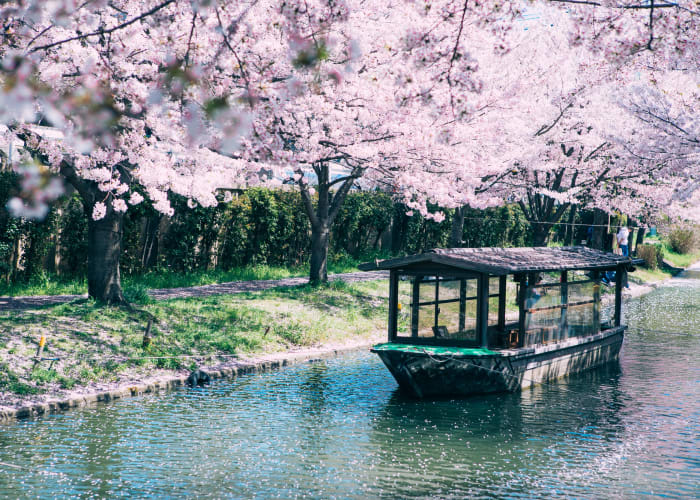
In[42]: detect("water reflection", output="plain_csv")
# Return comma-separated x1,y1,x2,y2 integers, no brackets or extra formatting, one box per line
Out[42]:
0,276,698,498
365,363,636,498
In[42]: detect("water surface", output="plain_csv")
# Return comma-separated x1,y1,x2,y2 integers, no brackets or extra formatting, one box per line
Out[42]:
1,274,698,498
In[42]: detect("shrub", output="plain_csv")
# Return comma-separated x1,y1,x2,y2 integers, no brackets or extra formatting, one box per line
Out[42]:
668,226,697,254
637,243,665,270
332,191,394,257
462,204,530,248
57,195,88,276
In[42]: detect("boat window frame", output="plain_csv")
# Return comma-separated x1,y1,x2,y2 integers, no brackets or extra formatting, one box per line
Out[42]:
387,263,627,349
388,269,495,347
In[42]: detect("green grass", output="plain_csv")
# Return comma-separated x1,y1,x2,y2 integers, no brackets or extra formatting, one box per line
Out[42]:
629,267,672,284
0,272,88,297
660,244,700,269
0,265,307,297
0,280,390,395
641,235,700,269
0,363,45,395
0,252,391,297
124,264,306,290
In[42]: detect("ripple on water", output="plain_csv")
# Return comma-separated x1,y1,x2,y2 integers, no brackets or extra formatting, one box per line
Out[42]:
1,281,699,498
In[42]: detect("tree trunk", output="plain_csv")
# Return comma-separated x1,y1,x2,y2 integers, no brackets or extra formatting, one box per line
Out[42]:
592,209,607,250
87,208,126,304
634,226,645,253
13,126,131,304
449,206,465,247
309,224,329,284
565,205,577,246
531,223,551,247
298,162,361,286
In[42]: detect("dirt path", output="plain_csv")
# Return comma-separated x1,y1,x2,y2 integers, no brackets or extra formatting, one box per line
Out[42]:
0,270,390,311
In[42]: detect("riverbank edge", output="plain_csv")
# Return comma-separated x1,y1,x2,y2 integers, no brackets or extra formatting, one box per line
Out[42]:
0,333,383,423
1,263,692,424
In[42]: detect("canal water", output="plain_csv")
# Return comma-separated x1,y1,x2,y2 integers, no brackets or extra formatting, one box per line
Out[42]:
1,272,698,498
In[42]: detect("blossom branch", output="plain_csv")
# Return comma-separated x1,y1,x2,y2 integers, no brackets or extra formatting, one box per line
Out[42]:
28,0,177,53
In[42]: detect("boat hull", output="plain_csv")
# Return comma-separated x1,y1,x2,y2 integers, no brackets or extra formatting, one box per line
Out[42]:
372,327,625,398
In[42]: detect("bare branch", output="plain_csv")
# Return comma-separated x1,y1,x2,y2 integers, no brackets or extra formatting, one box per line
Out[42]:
29,0,177,53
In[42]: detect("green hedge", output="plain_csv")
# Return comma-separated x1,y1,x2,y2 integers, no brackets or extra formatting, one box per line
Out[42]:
1,169,535,285
461,205,530,248
636,243,665,270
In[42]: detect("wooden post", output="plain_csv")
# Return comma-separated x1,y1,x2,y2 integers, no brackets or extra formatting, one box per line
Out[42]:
517,274,527,348
477,273,490,348
592,270,601,330
388,270,399,341
434,276,440,328
498,275,507,332
411,275,421,337
142,319,154,348
559,271,568,341
459,279,466,333
614,265,623,327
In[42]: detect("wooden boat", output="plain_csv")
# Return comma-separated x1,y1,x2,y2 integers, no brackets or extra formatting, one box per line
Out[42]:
360,247,642,398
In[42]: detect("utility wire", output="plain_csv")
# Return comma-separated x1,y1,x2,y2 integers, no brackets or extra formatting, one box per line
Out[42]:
459,214,668,230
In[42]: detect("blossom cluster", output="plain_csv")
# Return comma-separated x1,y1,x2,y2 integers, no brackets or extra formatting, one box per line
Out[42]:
0,0,696,223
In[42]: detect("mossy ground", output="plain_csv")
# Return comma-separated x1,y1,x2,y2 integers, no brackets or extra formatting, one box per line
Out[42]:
0,280,388,399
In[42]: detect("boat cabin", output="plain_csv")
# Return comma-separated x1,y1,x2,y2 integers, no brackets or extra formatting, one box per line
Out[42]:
360,247,642,351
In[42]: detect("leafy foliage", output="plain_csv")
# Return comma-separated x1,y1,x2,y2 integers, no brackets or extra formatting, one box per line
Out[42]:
637,244,665,270
2,186,560,293
667,226,697,254
461,205,530,248
332,191,394,258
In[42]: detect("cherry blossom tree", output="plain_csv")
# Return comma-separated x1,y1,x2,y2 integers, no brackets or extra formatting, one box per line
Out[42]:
616,69,700,224
408,4,700,246
467,63,699,246
1,0,697,299
0,0,354,300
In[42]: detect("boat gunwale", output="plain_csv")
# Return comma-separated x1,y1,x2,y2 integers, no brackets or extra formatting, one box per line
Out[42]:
371,325,626,360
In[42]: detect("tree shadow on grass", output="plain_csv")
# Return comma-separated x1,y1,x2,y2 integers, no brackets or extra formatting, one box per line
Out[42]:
251,282,386,317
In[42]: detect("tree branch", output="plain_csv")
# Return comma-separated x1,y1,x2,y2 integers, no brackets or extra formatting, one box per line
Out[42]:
29,0,177,53
297,176,319,229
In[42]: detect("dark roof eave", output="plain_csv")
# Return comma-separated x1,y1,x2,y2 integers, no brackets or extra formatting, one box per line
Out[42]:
359,249,644,274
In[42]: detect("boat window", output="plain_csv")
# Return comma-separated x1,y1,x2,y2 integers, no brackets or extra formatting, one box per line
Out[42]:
520,274,602,347
395,275,478,343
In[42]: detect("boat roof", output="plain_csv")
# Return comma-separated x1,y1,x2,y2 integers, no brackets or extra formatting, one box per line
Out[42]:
359,246,643,276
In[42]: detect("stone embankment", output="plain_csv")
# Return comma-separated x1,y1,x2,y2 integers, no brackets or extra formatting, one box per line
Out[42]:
2,264,696,423
0,334,382,422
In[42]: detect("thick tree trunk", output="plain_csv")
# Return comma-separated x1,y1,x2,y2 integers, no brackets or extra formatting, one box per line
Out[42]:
13,126,131,304
87,209,126,304
298,162,361,286
449,206,465,247
592,209,607,250
635,227,647,247
531,223,551,247
635,226,645,249
309,224,330,284
565,205,577,246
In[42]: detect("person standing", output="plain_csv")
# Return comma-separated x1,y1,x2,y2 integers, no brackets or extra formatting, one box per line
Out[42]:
617,226,630,257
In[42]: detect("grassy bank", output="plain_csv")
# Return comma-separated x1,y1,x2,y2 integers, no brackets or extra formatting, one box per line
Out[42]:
2,242,697,403
0,256,367,297
0,280,388,401
629,239,700,285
